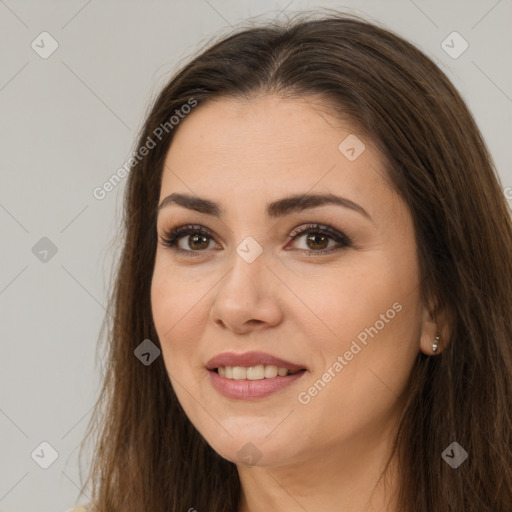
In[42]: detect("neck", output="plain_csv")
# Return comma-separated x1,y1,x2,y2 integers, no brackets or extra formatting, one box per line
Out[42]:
236,420,401,512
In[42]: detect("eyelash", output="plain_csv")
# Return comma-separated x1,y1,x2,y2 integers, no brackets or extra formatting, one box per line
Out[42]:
158,223,352,257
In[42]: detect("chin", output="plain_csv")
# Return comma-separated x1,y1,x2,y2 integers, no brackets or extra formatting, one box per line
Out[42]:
198,422,299,468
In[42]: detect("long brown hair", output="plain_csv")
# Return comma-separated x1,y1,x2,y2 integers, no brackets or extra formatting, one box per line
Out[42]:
77,11,512,511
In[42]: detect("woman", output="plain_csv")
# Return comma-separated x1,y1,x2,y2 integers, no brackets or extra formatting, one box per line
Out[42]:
72,11,512,512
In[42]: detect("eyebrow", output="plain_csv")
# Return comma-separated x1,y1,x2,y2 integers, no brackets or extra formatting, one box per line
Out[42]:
157,192,372,221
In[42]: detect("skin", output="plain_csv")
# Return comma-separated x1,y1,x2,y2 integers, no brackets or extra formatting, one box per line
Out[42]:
151,94,446,511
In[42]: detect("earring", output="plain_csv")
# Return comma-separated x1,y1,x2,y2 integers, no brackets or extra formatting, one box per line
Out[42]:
432,332,440,353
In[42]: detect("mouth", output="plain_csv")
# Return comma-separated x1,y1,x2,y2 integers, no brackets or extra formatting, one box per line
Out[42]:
205,351,307,399
214,365,304,380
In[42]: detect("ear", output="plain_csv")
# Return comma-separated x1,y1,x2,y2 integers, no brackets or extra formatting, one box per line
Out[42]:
419,297,451,356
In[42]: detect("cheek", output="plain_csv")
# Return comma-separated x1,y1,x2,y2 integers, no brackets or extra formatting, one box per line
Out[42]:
298,258,400,343
295,300,421,444
300,251,422,404
150,266,209,422
150,263,203,364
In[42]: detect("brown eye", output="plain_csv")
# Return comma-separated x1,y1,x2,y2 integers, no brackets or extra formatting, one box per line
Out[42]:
160,222,351,257
159,224,218,256
303,232,330,251
288,223,352,254
186,233,210,251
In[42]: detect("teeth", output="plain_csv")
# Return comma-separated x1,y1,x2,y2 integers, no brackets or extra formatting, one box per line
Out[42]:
264,365,278,378
246,366,264,380
216,364,294,380
233,366,247,380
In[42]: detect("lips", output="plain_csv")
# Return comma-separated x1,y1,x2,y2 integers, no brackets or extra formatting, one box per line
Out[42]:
206,351,307,399
205,351,307,373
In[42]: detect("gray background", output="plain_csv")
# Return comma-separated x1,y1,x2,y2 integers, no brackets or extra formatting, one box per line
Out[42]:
1,1,511,511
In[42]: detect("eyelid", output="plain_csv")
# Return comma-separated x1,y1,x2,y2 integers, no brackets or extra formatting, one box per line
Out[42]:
158,222,352,256
287,223,351,245
159,224,219,250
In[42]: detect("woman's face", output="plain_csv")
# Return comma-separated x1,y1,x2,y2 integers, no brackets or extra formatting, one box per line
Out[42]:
151,94,433,468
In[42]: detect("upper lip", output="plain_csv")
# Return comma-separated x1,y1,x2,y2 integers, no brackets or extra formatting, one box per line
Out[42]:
206,351,307,372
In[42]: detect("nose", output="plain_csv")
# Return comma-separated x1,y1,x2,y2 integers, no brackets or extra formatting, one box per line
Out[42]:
209,249,283,335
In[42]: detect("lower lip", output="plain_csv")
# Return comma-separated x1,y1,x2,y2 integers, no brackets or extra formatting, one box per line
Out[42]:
208,369,307,399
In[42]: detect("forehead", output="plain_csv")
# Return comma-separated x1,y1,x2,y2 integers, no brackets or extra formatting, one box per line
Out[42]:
159,95,388,210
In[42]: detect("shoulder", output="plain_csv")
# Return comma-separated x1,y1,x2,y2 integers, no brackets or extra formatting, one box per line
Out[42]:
64,505,90,512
